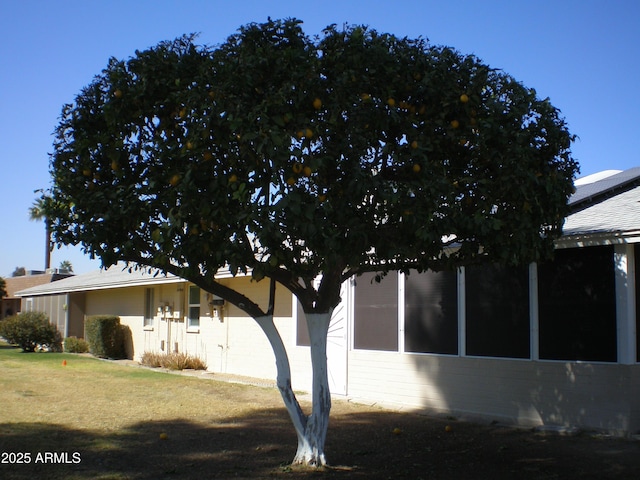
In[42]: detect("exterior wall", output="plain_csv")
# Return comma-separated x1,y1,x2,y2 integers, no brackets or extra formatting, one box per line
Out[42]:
346,350,639,434
205,277,314,391
79,278,314,391
86,286,148,360
67,292,85,338
23,294,68,337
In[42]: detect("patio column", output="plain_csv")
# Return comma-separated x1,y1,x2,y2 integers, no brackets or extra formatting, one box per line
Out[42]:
614,243,636,364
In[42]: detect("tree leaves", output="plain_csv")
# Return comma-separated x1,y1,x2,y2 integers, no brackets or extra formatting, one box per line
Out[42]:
45,18,578,313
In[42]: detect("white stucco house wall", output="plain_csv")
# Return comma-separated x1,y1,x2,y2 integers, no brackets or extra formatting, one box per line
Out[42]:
16,167,640,436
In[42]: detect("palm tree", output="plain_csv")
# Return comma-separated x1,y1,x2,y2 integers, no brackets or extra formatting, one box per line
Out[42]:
59,260,73,272
29,197,51,271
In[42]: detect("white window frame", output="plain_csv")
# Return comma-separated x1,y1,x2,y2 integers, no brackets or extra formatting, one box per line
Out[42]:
143,287,155,329
187,285,201,331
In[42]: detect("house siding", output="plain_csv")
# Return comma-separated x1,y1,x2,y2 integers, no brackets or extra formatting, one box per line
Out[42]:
347,350,639,434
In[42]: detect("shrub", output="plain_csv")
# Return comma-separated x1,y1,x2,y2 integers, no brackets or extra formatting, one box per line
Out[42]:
140,351,207,370
0,311,62,352
84,315,126,359
64,336,89,353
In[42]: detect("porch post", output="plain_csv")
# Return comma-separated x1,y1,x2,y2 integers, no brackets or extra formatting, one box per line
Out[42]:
614,243,636,364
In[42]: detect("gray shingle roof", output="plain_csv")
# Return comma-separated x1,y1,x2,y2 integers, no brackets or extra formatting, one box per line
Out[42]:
569,166,640,210
15,264,181,297
563,184,640,236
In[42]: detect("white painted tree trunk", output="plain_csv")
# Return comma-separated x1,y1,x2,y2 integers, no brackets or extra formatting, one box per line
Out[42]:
292,311,332,466
254,312,333,467
254,316,307,447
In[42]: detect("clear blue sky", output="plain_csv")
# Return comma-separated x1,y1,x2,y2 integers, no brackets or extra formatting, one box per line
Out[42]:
1,0,638,277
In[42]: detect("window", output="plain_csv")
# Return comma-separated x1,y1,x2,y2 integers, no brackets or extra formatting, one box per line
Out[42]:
296,300,311,346
538,246,616,362
465,263,530,358
188,286,201,329
143,288,154,327
405,269,458,355
354,271,398,351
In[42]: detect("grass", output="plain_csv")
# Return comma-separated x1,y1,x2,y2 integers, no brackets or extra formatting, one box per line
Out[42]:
0,342,293,479
1,342,640,479
0,343,276,431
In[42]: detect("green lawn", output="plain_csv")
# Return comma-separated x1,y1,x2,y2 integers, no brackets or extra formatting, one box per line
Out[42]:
0,343,293,479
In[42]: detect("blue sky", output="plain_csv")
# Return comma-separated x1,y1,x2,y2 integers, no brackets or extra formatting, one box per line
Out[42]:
1,0,638,277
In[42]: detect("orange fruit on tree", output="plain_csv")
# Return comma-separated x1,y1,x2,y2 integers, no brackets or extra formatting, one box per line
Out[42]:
450,119,460,129
460,94,469,103
410,140,419,149
387,98,396,107
303,166,312,177
313,98,322,110
286,177,296,186
113,89,123,99
228,174,238,184
412,163,421,173
169,174,181,186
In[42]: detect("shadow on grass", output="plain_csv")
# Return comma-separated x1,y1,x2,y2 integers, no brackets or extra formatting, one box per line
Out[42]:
2,407,640,480
0,408,300,480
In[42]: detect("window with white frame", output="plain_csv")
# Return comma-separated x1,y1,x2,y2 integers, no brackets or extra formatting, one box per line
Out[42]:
405,269,458,355
465,263,530,359
538,245,616,362
354,271,399,351
143,288,155,327
188,285,201,329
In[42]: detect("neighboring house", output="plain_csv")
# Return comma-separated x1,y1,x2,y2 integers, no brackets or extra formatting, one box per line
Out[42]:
1,270,73,321
16,168,640,436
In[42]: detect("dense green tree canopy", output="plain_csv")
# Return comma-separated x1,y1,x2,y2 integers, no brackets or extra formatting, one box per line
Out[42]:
44,19,579,466
46,18,577,312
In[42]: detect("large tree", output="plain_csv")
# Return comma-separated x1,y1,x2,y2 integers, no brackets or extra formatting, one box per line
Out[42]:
44,19,578,466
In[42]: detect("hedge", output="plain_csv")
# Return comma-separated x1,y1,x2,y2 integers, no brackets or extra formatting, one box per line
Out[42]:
84,315,126,359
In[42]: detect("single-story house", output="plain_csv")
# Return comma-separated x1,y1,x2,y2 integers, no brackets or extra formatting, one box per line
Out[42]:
1,270,73,320
16,167,640,436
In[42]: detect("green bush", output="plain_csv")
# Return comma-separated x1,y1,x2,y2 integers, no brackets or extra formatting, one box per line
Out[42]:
64,336,89,353
84,315,126,359
0,311,62,352
140,351,207,370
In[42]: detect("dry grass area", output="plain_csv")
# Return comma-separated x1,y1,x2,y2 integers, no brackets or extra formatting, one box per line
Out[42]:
1,343,639,479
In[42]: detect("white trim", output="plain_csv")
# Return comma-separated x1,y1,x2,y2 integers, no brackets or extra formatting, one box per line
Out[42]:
457,266,466,357
615,244,637,364
529,263,539,361
398,272,405,353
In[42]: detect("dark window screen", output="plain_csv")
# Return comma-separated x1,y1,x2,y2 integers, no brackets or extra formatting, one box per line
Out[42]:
538,246,616,362
296,300,310,347
354,271,398,351
465,263,530,358
405,269,458,354
637,244,640,362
